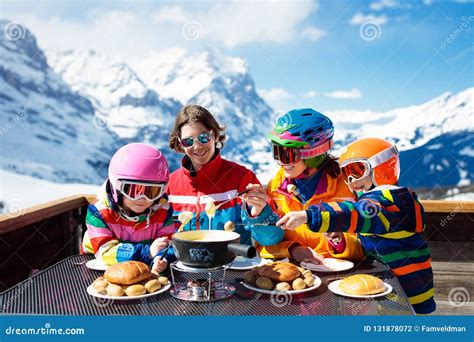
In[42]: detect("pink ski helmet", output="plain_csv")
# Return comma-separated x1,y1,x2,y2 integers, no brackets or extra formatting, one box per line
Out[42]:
108,143,169,202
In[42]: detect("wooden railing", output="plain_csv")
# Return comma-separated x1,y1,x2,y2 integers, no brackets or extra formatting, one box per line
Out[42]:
0,196,473,292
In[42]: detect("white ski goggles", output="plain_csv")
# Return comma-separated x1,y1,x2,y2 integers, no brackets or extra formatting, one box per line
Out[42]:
118,180,167,201
340,145,399,182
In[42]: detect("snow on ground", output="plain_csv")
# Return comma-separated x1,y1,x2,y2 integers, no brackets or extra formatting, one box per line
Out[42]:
0,169,99,215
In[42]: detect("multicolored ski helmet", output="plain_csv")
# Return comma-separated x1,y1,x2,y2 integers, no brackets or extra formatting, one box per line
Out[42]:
268,108,334,167
339,137,400,186
108,143,169,202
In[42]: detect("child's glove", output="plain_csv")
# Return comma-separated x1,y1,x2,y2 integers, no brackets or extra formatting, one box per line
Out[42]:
151,256,168,274
324,232,346,254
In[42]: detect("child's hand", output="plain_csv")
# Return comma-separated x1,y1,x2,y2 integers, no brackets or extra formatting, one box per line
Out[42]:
151,257,168,274
276,211,307,230
242,183,268,217
150,237,169,258
290,246,324,265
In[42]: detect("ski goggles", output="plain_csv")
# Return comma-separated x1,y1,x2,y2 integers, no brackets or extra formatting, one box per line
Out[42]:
272,140,333,165
179,132,212,148
340,145,399,182
118,180,167,201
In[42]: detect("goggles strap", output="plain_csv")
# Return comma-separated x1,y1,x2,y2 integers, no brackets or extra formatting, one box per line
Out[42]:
298,139,334,159
368,145,399,167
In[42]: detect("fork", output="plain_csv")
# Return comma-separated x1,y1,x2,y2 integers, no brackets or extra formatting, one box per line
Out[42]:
214,189,251,210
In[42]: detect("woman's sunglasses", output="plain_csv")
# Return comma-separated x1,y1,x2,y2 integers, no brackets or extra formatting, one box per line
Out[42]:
179,132,213,148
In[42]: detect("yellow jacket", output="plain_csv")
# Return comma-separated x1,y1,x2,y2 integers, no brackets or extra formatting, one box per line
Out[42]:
259,167,364,260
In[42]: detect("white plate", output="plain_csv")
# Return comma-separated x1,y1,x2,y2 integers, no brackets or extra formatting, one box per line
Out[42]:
242,276,322,295
301,258,354,273
328,279,393,298
87,283,171,300
229,256,270,270
86,259,109,271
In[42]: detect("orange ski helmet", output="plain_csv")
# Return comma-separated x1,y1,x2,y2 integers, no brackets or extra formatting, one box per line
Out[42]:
339,138,400,186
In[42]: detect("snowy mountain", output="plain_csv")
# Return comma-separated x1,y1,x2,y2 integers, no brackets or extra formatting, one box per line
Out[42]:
0,19,121,184
130,48,274,165
49,46,275,172
0,20,472,205
46,50,181,144
330,88,474,189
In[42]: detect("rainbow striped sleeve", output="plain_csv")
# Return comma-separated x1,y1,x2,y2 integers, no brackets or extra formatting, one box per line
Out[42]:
306,187,424,235
84,205,153,265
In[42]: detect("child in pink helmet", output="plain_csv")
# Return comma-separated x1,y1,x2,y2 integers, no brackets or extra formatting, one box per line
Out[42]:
82,143,175,274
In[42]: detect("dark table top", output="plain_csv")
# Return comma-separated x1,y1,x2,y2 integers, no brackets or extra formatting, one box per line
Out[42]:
0,254,414,316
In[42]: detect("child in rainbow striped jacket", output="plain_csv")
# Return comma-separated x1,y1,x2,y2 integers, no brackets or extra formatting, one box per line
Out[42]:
277,138,436,314
82,143,175,274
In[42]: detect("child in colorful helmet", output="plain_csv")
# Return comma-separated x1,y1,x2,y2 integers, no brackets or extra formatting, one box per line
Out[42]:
259,108,364,264
82,143,176,274
278,137,436,314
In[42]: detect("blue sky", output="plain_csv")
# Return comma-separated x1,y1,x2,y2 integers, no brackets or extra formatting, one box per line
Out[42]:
1,0,473,112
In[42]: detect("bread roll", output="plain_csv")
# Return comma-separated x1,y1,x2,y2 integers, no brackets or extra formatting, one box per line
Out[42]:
292,278,306,290
275,282,291,291
338,274,385,295
106,284,124,297
256,277,274,290
145,279,161,293
304,277,314,287
158,276,169,286
244,270,257,284
257,262,301,282
92,277,108,294
125,284,147,296
104,261,151,285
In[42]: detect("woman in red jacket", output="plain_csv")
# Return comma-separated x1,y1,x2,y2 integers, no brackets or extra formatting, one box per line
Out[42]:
167,105,283,246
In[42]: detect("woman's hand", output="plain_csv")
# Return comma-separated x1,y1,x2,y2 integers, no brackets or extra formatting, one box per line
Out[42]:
290,246,324,265
149,237,169,258
242,183,268,217
276,211,307,230
151,256,168,274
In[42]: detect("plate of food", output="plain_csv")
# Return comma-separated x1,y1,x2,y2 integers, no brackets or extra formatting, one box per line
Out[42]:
242,261,322,294
87,260,171,300
229,256,270,271
86,259,109,271
300,258,354,273
328,274,392,298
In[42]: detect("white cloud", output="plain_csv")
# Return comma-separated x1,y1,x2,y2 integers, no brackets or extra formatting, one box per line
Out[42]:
3,0,325,56
258,87,294,101
303,90,318,98
350,12,388,26
300,26,326,42
258,87,295,112
324,88,362,99
152,6,189,24
370,0,400,11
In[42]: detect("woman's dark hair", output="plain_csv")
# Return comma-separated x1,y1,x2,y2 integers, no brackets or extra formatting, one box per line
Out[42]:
320,154,341,178
169,105,226,153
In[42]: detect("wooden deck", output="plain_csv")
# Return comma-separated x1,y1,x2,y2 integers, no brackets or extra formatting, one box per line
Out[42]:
0,196,473,315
